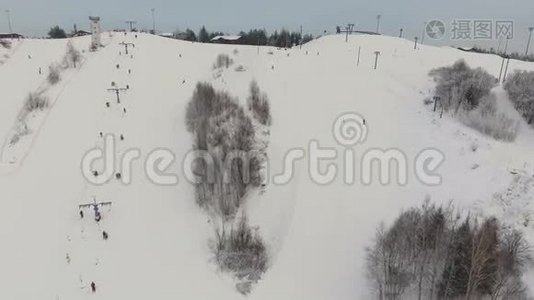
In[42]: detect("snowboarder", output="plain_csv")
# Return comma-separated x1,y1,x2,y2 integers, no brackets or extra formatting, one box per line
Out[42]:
90,282,96,293
99,132,103,137
66,253,71,264
120,134,124,141
39,67,42,75
128,69,131,74
363,119,366,125
79,210,84,219
106,102,110,108
123,107,127,114
116,64,120,69
126,84,130,89
93,170,99,177
102,231,109,240
115,173,122,180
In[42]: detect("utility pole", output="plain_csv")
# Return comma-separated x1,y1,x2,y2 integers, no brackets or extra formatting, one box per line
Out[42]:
300,25,303,49
503,56,511,82
376,15,381,34
526,27,534,56
125,20,137,32
373,51,380,70
151,8,156,34
498,56,506,83
346,23,354,42
107,87,128,103
504,37,510,54
357,46,361,66
421,22,427,44
120,42,135,55
5,9,13,34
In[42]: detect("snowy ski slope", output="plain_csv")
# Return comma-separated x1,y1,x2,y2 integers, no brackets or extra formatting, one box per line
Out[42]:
0,32,533,299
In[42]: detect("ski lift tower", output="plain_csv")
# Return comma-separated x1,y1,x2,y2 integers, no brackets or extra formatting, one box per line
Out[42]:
89,16,101,51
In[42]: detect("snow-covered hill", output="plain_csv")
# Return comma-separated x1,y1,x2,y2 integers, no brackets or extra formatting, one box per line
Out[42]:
0,32,533,299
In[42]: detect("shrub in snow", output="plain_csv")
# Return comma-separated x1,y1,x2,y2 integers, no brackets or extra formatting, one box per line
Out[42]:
235,65,246,72
213,53,234,69
24,92,49,112
366,201,532,300
9,122,30,145
430,60,496,113
62,41,82,68
247,80,272,126
0,39,11,49
213,216,268,293
186,82,262,218
457,94,520,142
47,64,61,85
504,71,534,125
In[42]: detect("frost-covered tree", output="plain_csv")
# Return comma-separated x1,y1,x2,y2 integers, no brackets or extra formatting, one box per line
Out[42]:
429,60,496,113
504,71,534,125
198,26,210,43
48,26,67,39
247,81,272,126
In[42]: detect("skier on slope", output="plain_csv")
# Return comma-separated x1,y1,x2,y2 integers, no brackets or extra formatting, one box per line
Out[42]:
90,282,96,293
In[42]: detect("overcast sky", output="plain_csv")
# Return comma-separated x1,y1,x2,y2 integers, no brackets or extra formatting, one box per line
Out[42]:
1,0,533,52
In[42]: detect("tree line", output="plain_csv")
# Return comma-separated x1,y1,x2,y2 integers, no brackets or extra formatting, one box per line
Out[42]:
176,26,314,47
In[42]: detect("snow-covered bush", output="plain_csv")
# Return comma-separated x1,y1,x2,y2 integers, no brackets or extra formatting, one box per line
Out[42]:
0,39,11,49
24,92,49,112
504,71,534,125
213,53,234,69
235,65,246,72
430,60,496,113
9,122,30,145
247,80,272,126
63,41,82,68
214,216,268,294
47,64,61,85
458,94,520,142
366,202,532,300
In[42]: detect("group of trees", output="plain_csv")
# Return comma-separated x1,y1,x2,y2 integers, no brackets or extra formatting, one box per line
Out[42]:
429,60,519,141
48,25,67,39
366,202,532,300
185,81,272,293
430,60,496,113
176,26,313,47
504,71,534,125
186,82,262,217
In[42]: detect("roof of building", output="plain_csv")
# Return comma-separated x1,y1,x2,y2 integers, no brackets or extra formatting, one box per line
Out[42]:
210,35,242,41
